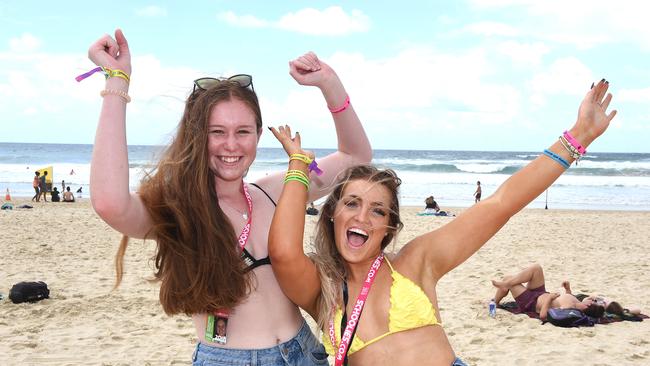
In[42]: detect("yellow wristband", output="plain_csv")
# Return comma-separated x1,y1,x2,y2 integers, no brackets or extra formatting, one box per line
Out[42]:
103,67,131,83
289,153,313,165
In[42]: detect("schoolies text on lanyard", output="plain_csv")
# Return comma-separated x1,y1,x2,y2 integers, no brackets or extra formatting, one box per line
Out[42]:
205,183,253,345
329,253,384,366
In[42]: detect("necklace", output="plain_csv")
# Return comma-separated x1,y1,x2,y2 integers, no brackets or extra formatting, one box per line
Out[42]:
221,202,248,220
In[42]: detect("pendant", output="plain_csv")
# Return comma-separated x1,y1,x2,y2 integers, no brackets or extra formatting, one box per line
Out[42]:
242,213,248,220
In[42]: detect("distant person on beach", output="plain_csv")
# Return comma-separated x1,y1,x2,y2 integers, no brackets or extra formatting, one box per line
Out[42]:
268,79,616,365
70,169,76,175
491,263,606,321
32,171,40,202
38,171,48,202
474,181,482,203
561,280,641,317
51,187,61,202
422,195,451,216
86,29,371,364
306,202,319,216
424,195,440,213
62,180,66,192
63,186,75,202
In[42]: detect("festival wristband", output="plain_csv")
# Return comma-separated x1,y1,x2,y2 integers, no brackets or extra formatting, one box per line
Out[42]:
562,130,586,155
76,66,130,83
328,94,350,113
104,68,130,83
290,153,312,165
543,149,570,169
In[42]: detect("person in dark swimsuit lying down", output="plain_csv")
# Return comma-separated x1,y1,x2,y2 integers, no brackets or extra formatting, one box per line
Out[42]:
491,263,605,321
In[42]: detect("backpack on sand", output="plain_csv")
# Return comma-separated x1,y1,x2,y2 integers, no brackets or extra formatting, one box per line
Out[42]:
9,281,50,304
546,308,595,327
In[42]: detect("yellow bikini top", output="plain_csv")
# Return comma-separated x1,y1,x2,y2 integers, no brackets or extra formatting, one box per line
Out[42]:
322,258,441,356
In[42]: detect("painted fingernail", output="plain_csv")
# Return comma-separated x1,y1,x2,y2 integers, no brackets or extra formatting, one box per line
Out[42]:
601,78,605,82
591,82,594,89
605,80,609,84
267,127,272,131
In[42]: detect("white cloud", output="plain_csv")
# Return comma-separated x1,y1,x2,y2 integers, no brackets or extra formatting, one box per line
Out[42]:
497,40,550,66
135,6,167,17
217,6,370,36
469,0,650,49
618,87,650,103
463,21,520,37
530,57,593,97
218,11,268,28
277,7,370,36
9,33,41,53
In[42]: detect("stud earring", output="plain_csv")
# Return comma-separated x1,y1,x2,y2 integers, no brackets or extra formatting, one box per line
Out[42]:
330,218,334,222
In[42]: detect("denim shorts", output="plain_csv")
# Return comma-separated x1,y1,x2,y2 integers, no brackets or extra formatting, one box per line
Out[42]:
192,320,328,366
453,357,468,366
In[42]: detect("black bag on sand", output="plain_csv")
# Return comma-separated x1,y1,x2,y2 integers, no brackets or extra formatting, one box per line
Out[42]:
9,281,50,303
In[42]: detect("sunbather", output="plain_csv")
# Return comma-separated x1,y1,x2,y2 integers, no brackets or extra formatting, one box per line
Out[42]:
491,263,605,321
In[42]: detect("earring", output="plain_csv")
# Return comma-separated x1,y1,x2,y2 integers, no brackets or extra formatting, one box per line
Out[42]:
330,218,334,222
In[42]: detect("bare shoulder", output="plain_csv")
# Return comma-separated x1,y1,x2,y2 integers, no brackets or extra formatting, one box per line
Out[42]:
392,233,443,283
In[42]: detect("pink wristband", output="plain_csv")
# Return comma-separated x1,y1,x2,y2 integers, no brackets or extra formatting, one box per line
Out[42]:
562,130,586,155
328,95,350,113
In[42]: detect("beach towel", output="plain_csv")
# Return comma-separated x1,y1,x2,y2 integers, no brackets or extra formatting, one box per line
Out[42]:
498,301,647,327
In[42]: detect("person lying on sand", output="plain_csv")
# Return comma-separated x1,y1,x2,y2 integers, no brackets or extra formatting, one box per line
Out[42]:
492,263,606,321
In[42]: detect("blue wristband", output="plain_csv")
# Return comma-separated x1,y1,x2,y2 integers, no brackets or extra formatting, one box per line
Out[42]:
543,149,570,169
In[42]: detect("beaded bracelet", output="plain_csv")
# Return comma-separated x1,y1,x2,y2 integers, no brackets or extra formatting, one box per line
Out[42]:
543,149,570,169
558,135,582,160
100,89,131,103
562,131,586,155
328,94,350,113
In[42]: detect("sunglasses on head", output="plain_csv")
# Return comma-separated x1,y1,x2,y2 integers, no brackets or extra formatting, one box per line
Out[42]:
192,74,254,94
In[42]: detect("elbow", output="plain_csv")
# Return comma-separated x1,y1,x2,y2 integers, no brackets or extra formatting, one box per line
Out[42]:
91,195,128,224
268,235,296,266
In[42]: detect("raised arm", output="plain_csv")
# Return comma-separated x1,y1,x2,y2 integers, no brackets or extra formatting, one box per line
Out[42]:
267,125,323,317
88,29,152,239
256,52,372,201
410,80,617,280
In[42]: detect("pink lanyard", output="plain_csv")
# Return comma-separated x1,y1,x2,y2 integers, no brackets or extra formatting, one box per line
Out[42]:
215,183,253,318
237,183,253,251
329,253,384,366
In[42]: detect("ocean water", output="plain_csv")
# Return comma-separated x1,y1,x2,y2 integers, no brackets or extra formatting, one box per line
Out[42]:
2,142,650,211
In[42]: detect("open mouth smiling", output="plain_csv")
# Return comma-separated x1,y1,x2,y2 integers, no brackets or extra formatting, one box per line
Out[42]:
347,227,369,248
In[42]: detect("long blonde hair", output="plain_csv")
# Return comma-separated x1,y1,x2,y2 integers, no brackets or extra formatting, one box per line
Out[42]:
310,165,403,330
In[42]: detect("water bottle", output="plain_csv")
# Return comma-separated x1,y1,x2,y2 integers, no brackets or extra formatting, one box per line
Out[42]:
489,299,496,318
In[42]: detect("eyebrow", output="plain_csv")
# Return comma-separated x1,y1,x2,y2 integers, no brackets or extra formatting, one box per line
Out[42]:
344,194,387,207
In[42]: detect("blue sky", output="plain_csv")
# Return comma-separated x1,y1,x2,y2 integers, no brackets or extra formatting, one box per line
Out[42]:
1,0,649,152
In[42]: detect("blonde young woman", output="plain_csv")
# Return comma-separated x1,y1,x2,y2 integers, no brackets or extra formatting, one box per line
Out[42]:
87,29,371,365
268,80,616,365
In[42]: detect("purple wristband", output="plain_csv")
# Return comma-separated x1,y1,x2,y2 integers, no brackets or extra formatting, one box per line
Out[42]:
308,160,323,176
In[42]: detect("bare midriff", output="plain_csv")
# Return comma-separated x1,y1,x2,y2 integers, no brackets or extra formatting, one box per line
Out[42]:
348,325,456,366
192,265,304,349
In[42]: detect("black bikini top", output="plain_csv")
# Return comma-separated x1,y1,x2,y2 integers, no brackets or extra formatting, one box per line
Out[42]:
240,183,275,271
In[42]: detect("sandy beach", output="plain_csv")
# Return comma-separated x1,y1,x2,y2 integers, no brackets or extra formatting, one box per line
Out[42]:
1,199,649,365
